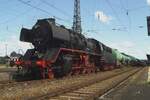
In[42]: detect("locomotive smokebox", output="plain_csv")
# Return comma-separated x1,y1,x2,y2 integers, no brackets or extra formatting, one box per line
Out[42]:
20,18,71,48
20,28,33,43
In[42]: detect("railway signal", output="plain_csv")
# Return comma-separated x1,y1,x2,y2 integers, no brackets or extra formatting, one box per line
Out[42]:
147,54,150,61
147,16,150,36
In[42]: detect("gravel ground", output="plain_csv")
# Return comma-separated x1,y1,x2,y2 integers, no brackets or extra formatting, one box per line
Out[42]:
99,67,148,100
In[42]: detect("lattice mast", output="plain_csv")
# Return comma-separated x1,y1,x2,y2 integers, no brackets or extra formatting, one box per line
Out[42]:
72,0,82,34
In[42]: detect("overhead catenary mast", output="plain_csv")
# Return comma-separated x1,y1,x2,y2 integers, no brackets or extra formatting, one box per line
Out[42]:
72,0,82,34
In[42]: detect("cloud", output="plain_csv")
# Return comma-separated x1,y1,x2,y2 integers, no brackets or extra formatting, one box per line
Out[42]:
95,11,112,23
0,35,32,56
147,0,150,6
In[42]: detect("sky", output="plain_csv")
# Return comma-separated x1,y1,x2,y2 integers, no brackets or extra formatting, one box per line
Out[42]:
0,0,150,59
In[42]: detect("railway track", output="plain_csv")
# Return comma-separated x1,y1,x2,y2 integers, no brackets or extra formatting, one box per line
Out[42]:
0,67,130,86
0,67,139,100
0,67,17,73
0,80,14,86
34,67,143,100
0,67,17,85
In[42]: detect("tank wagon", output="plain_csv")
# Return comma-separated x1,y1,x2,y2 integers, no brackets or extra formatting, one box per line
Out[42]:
11,18,143,80
112,49,123,67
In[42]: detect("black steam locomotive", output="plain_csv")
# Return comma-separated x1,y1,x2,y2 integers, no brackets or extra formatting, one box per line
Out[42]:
12,18,141,80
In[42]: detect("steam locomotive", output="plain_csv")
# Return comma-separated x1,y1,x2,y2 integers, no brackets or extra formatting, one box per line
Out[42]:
11,18,142,80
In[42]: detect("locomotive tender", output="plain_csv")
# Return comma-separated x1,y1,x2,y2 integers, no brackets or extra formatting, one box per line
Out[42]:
12,18,141,79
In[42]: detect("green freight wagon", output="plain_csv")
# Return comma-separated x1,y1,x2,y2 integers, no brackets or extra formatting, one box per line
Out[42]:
121,53,132,65
112,49,123,67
